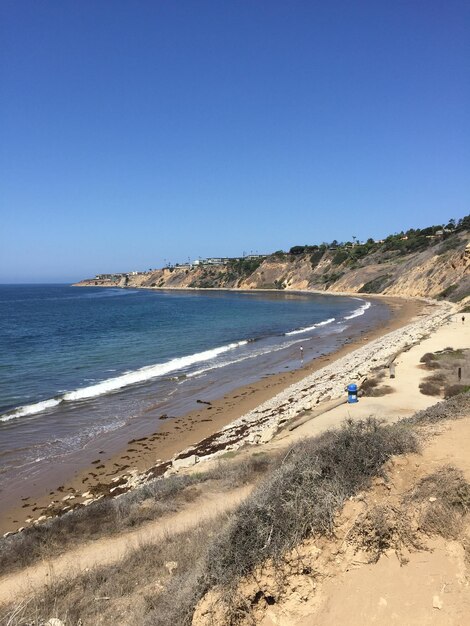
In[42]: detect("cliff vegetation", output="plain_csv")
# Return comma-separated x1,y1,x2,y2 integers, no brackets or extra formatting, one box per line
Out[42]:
76,215,470,302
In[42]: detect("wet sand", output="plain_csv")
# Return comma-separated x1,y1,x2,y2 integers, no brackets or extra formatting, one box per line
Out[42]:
1,296,427,534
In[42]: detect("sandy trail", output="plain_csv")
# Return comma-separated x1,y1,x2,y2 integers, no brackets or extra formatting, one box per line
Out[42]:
273,311,469,444
288,416,470,626
0,484,251,607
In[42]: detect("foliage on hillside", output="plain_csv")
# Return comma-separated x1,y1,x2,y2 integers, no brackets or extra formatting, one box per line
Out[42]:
287,213,469,260
78,212,470,298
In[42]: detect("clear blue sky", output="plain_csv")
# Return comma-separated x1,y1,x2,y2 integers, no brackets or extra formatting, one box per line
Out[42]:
1,1,469,283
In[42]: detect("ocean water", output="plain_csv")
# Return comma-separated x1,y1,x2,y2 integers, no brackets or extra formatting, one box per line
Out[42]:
0,285,387,505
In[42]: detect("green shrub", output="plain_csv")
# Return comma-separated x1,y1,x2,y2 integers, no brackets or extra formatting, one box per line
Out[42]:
227,258,263,276
289,245,306,255
332,250,349,265
322,271,344,285
436,237,463,255
438,284,458,299
310,249,324,269
359,274,391,294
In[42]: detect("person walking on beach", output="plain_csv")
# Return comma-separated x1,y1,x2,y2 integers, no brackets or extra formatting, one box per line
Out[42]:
462,316,465,324
300,345,304,362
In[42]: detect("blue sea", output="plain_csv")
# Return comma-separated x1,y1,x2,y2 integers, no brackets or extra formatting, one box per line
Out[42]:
0,285,388,510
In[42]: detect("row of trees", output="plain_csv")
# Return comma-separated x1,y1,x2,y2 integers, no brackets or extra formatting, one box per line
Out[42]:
285,213,470,259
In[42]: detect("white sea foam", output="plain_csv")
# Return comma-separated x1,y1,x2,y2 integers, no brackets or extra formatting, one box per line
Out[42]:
343,300,371,320
0,340,248,422
332,324,348,333
0,398,62,422
285,317,336,336
185,337,304,380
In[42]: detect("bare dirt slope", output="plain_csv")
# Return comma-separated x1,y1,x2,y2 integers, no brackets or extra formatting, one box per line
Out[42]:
275,417,470,626
191,413,470,626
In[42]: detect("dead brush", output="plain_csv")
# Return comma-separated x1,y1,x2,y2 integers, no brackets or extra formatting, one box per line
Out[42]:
408,466,470,539
0,516,227,626
419,374,445,397
360,373,394,397
1,420,418,626
445,384,470,399
407,391,470,425
0,451,278,578
148,419,417,625
350,504,423,564
419,352,440,370
462,535,470,568
202,419,417,597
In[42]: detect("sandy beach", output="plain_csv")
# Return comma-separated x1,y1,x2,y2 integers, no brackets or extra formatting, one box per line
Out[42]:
1,294,435,535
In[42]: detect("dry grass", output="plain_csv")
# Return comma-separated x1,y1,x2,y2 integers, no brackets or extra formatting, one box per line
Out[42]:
348,447,470,567
419,380,442,396
1,419,418,626
407,390,470,425
4,390,470,626
351,504,422,564
420,352,441,370
408,466,470,540
203,419,417,594
437,347,464,359
0,517,226,626
445,384,470,399
0,453,276,577
419,371,446,396
418,349,469,398
145,418,418,625
361,373,394,397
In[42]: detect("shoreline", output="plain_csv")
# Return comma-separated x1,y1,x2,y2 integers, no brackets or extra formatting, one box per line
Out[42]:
73,282,432,300
0,294,434,535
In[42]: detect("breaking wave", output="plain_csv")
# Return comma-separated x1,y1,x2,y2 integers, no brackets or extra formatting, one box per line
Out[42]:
0,340,248,422
343,300,372,320
285,317,336,336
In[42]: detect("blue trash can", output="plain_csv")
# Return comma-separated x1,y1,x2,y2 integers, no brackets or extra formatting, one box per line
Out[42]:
347,383,358,403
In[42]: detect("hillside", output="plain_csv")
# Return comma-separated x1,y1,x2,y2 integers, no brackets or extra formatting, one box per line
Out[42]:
76,227,470,302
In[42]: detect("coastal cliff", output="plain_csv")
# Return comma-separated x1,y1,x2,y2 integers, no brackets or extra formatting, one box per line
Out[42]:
75,229,470,302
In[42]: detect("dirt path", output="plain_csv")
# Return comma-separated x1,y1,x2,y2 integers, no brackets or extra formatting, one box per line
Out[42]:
272,312,469,445
257,415,470,626
0,484,252,607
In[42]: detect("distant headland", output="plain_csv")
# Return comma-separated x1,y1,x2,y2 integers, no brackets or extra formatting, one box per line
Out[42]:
75,215,470,303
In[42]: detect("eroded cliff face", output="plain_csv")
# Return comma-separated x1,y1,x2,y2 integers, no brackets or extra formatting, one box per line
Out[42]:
75,232,470,301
